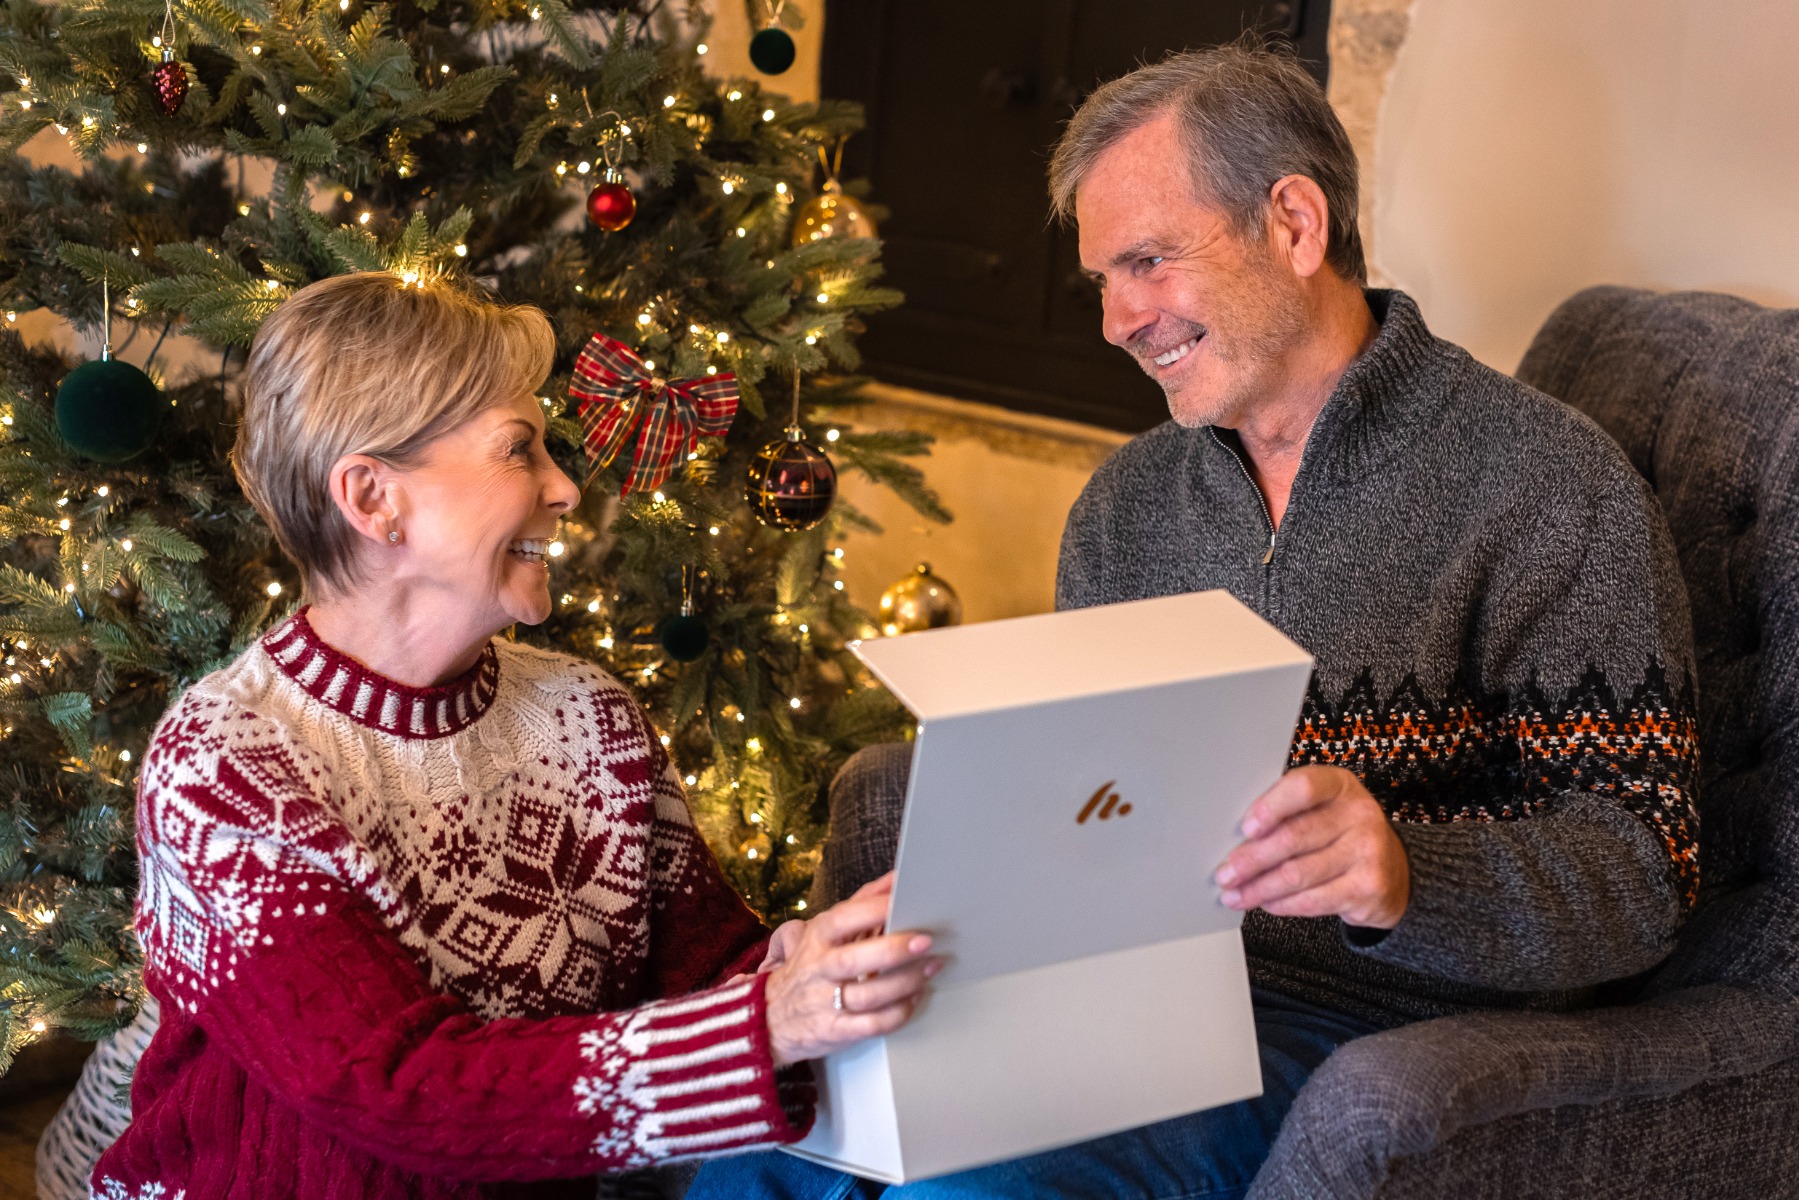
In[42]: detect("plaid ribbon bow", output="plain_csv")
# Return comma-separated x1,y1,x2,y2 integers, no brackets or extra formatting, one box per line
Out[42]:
567,333,739,494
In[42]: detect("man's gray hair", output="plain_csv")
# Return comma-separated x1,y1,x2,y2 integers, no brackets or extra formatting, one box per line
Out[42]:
1048,40,1366,283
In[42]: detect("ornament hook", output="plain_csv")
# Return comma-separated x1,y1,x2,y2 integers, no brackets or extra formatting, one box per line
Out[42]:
101,275,112,362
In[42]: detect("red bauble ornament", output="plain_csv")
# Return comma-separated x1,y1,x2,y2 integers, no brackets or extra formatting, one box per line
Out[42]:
150,50,187,117
586,171,635,232
746,427,837,531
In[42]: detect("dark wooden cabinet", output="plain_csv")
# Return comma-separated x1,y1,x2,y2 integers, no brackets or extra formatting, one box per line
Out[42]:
822,1,1330,432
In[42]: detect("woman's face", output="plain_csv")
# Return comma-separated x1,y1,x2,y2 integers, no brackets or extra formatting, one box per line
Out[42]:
389,391,582,630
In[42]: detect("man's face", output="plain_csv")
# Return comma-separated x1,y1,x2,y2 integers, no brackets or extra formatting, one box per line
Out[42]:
1076,111,1307,428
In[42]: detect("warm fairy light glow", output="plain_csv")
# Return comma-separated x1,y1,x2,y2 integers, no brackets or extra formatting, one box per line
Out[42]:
642,360,655,370
454,243,468,257
804,334,817,345
735,711,745,722
715,331,730,344
775,183,788,196
97,486,109,496
708,525,720,536
749,812,762,824
265,279,279,290
266,581,282,596
762,108,775,121
30,1020,46,1034
119,750,132,762
735,227,747,237
825,429,839,442
659,734,671,746
728,90,742,101
637,312,652,325
576,161,591,174
359,211,372,224
817,292,830,304
120,539,132,551
277,103,286,115
721,181,734,195
651,491,666,504
238,203,251,216
34,907,55,924
663,95,677,108
547,541,565,557
697,43,709,54
798,623,809,633
58,518,70,531
747,737,761,753
57,497,68,506
833,580,844,590
63,583,75,593
684,774,697,785
789,697,801,709
555,162,567,176
599,635,614,649
587,599,600,612
832,548,844,560
796,900,807,910
706,366,718,375
251,45,263,55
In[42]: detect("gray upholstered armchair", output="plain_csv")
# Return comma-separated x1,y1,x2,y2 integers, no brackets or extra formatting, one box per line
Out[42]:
1248,286,1799,1199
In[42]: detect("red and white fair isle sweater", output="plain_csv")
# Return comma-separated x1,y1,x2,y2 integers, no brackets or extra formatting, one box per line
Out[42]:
92,610,812,1199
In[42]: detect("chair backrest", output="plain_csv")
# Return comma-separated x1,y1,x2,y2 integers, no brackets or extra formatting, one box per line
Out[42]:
1516,287,1799,991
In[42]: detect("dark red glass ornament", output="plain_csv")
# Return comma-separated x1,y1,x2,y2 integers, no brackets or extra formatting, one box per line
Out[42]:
746,428,836,531
585,171,636,232
150,50,187,117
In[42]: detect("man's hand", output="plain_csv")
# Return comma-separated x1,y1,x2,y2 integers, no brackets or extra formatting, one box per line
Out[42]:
1214,765,1410,929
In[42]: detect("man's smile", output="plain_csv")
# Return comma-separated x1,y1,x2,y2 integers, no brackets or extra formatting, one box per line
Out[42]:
1154,335,1203,368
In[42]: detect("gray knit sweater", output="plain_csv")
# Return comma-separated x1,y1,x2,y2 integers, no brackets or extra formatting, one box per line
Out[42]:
1057,290,1699,1028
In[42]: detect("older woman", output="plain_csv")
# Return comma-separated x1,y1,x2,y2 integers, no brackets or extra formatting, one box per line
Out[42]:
91,272,937,1199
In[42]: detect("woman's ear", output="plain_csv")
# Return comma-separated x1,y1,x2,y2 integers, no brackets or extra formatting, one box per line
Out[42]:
328,453,404,546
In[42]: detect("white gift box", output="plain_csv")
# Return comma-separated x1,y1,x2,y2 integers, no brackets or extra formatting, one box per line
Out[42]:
784,589,1314,1183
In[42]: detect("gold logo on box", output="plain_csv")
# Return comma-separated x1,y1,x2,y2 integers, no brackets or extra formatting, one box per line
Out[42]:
1077,781,1132,824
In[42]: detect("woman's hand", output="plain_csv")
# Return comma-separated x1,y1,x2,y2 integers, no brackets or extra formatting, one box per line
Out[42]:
757,916,808,974
763,873,939,1067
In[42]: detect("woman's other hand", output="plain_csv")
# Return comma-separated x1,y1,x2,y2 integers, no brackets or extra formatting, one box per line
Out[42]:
764,873,939,1067
758,916,809,974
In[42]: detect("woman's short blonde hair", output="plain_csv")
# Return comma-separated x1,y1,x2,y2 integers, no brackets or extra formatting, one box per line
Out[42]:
233,272,555,595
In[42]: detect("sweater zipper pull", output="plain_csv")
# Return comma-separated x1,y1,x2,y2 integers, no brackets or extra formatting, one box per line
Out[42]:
1262,533,1275,566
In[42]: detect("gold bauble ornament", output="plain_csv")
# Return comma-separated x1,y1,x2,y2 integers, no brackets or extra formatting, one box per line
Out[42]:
790,180,877,246
878,562,962,636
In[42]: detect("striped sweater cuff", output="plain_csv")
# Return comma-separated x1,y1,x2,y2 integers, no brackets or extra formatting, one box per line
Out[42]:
576,973,812,1165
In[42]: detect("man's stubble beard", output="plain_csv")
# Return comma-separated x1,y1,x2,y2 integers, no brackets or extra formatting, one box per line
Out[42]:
1161,249,1309,430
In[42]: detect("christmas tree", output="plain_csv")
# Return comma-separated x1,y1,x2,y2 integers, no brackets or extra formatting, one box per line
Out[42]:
0,0,945,1071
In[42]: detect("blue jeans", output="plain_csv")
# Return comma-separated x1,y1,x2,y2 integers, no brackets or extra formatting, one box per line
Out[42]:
687,986,1376,1200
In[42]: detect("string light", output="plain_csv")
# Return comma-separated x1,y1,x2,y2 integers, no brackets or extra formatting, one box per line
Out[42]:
454,243,468,257
547,541,565,557
796,900,807,911
659,734,671,746
120,539,133,551
276,103,286,115
817,292,830,304
266,581,282,596
697,43,709,54
706,366,719,375
599,634,614,649
715,331,730,344
136,143,147,154
251,45,263,55
587,599,600,612
775,182,788,196
789,697,802,709
735,227,747,237
762,108,775,121
805,334,817,345
651,491,666,504
637,312,652,325
358,211,371,225
721,181,733,195
684,773,697,785
728,90,742,101
708,525,720,536
576,161,591,174
663,95,677,108
97,486,109,496
119,750,132,762
749,812,763,824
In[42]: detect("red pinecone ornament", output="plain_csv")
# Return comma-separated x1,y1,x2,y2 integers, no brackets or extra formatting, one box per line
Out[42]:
585,174,635,232
151,50,187,117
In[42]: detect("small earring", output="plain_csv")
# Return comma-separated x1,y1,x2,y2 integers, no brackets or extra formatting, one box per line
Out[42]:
388,530,400,544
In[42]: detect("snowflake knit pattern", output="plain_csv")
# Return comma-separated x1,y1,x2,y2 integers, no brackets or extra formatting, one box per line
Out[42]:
92,610,811,1199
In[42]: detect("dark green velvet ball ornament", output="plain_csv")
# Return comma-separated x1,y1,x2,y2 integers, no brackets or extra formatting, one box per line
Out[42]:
659,612,710,662
749,26,796,75
55,357,165,462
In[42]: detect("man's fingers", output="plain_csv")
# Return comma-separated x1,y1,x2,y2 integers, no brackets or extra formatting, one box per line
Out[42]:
1217,806,1342,888
1224,844,1350,911
1240,767,1347,838
827,930,933,981
1257,873,1367,920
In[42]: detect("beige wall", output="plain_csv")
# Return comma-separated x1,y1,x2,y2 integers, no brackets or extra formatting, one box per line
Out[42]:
830,386,1126,625
1373,0,1799,371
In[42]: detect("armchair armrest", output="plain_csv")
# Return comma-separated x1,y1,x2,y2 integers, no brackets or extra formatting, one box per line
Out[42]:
1247,984,1799,1200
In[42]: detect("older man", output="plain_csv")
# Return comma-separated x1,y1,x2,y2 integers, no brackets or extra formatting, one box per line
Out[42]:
690,41,1698,1200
